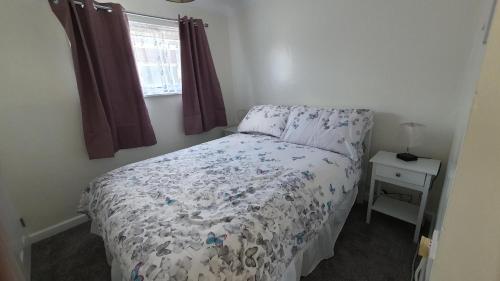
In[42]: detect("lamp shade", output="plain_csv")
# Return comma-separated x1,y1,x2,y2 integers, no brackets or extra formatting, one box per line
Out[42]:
400,122,424,149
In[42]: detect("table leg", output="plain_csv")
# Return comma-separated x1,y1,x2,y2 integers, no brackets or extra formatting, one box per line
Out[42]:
376,180,382,197
414,177,430,242
366,172,376,224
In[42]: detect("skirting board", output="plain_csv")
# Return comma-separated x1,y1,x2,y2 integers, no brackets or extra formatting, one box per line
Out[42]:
27,214,89,244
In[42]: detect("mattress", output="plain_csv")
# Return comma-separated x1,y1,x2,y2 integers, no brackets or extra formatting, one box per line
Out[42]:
79,133,363,281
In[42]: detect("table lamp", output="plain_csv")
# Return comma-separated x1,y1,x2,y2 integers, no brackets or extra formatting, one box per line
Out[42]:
397,122,424,162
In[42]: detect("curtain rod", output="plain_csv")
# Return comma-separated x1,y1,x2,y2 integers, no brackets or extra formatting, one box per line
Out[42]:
56,0,209,27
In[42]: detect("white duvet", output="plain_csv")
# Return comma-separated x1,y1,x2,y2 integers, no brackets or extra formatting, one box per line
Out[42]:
79,133,361,281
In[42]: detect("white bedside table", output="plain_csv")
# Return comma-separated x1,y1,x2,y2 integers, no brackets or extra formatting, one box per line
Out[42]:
366,151,441,242
223,126,239,136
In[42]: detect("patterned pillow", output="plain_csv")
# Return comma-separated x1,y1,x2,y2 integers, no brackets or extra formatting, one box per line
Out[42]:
281,106,374,161
238,105,291,137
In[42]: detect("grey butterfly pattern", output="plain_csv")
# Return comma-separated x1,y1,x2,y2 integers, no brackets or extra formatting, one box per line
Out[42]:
79,133,362,281
281,106,374,161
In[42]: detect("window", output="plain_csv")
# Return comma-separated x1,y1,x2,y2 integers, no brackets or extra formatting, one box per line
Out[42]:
128,17,182,97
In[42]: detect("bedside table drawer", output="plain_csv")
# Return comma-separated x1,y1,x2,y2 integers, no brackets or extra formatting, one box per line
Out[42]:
376,165,426,186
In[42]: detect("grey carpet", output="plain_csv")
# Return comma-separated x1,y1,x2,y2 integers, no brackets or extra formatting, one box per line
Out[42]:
31,204,419,281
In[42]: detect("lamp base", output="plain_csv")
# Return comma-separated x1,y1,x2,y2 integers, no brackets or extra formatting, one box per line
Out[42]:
397,152,418,162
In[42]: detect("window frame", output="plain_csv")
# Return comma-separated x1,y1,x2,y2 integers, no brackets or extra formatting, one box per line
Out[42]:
127,15,183,98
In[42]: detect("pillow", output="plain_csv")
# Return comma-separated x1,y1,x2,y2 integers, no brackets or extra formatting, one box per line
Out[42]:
237,105,291,137
281,106,374,161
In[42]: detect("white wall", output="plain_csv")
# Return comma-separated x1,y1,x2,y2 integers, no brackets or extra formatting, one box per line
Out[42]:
0,0,237,234
228,0,486,211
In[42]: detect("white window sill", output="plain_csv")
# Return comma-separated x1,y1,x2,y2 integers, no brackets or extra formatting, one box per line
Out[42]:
144,93,182,98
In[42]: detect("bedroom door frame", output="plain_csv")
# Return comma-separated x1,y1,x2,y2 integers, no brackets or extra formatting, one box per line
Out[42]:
425,0,499,280
0,176,29,280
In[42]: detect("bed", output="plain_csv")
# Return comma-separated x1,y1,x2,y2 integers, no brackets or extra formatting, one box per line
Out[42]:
79,106,373,281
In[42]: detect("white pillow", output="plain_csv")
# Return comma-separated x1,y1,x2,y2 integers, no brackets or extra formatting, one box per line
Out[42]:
281,106,374,161
237,105,291,137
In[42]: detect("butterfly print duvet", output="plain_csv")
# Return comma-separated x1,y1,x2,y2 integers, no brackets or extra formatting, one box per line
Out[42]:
79,134,362,281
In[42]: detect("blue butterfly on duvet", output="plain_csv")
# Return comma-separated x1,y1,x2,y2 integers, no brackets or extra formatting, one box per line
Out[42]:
206,232,227,247
130,262,144,281
296,232,305,245
165,197,176,206
301,171,315,181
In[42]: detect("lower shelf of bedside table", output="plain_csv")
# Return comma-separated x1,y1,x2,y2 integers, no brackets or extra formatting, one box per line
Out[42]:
372,195,419,225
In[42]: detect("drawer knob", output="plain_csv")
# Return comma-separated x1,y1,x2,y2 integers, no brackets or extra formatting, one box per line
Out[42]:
395,172,401,178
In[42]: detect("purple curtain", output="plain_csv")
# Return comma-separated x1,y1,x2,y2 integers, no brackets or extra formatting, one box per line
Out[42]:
49,0,156,159
179,17,228,135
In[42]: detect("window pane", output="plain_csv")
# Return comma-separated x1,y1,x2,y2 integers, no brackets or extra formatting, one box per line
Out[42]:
128,20,182,96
